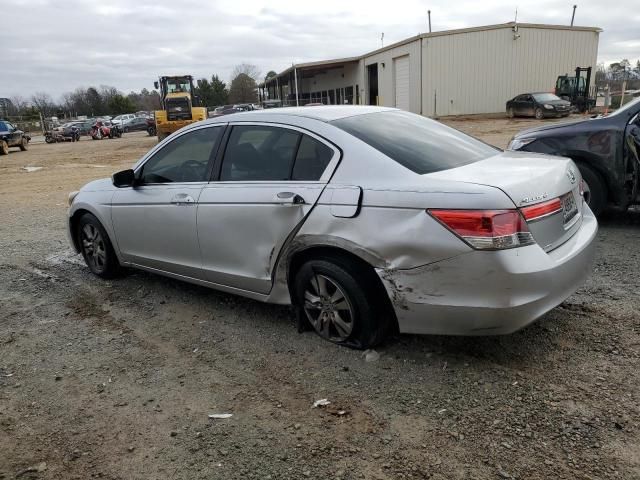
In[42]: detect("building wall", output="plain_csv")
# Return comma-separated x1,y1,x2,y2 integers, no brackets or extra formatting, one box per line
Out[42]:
360,39,422,114
298,63,360,104
421,26,600,116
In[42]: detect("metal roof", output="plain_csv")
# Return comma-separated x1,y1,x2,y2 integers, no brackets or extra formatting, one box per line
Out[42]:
262,22,602,85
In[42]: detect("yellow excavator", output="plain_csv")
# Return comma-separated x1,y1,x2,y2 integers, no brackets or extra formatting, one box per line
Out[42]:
153,75,207,141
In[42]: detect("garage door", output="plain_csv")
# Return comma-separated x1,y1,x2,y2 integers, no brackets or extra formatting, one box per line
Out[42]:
394,56,410,111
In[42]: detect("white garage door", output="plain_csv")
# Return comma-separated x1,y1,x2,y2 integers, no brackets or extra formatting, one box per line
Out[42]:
394,55,410,111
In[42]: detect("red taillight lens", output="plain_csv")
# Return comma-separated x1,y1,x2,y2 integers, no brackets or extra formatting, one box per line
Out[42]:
428,209,535,250
520,198,562,221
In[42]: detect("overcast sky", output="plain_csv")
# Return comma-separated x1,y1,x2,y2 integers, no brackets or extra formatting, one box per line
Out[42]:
1,0,638,101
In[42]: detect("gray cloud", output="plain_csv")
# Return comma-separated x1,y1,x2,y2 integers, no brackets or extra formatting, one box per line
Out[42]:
1,0,637,101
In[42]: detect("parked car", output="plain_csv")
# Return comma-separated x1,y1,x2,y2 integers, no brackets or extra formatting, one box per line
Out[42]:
122,116,149,133
508,97,640,216
506,93,572,119
111,114,137,126
54,122,83,140
68,106,596,348
0,120,30,154
48,123,81,142
74,119,95,135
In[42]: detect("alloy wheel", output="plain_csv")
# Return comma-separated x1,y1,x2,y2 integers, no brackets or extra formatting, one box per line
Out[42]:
81,223,107,272
303,274,354,342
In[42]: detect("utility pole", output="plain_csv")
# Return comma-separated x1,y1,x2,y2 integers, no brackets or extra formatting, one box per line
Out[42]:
293,64,299,107
428,10,432,33
571,5,577,26
381,32,384,48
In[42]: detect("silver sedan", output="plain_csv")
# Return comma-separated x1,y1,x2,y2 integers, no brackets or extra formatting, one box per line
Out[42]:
67,106,597,348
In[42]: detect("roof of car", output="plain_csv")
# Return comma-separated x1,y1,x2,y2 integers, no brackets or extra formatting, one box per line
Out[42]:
202,105,396,125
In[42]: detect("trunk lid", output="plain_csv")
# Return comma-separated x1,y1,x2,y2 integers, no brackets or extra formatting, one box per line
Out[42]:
427,151,584,251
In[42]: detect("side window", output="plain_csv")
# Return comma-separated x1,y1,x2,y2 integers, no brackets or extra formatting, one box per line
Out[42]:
140,127,221,183
221,126,300,181
292,135,334,181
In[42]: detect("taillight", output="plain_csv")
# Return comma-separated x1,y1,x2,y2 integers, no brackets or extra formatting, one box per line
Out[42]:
428,209,535,250
520,198,562,222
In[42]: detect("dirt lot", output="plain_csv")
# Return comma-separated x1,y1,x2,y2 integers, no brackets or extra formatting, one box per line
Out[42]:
1,117,639,480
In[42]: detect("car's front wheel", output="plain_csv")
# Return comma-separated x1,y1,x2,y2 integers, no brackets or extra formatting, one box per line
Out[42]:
293,256,391,349
19,137,28,151
535,107,545,119
77,213,119,278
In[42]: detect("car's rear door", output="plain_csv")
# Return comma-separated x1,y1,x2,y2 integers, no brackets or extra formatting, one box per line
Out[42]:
197,122,340,294
111,124,224,279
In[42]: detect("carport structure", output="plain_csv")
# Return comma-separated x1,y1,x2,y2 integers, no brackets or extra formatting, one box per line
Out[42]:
259,57,360,107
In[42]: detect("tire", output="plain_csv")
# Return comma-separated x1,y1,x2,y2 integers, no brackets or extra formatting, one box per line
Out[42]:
507,107,515,118
0,140,8,155
19,137,28,151
577,163,607,216
123,127,129,133
76,213,119,278
535,108,545,120
293,256,391,349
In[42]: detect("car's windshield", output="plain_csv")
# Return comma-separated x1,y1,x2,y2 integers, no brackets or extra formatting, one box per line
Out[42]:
607,97,640,118
331,111,498,174
532,93,561,102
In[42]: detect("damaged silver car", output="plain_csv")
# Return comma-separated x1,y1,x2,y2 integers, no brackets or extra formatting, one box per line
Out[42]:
67,106,597,348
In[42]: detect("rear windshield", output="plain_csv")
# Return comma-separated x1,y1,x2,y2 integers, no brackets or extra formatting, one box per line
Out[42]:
331,111,498,174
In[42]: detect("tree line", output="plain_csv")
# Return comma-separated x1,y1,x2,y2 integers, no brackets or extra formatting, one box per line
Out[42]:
596,59,640,83
5,64,265,119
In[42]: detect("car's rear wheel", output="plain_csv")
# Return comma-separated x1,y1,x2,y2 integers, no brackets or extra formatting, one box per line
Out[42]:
293,257,391,349
77,213,119,278
535,107,545,119
0,140,8,155
507,107,515,118
577,163,607,216
19,137,28,151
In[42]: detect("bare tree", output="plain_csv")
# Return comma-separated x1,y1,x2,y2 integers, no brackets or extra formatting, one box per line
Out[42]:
30,92,57,117
229,64,260,104
231,64,261,82
8,95,28,115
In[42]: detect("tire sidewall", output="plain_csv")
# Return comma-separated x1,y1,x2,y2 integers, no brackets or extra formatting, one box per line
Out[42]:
0,140,8,155
535,108,544,119
77,213,119,278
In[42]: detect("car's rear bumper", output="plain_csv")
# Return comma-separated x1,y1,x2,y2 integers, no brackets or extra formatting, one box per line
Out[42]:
378,206,598,335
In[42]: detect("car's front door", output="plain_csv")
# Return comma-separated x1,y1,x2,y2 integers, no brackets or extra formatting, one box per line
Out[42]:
197,123,340,294
111,125,224,278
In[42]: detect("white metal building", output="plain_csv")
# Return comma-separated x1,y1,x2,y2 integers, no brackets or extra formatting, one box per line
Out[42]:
260,22,601,116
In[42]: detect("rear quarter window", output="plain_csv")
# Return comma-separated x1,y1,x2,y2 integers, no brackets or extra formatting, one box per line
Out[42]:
331,111,498,174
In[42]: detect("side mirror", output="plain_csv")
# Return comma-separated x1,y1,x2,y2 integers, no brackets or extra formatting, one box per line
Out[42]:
154,81,159,90
112,169,136,188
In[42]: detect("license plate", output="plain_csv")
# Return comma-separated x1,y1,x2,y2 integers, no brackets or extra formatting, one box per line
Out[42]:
562,192,578,224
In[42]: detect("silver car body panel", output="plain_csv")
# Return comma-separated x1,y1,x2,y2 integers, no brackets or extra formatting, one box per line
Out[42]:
68,106,598,335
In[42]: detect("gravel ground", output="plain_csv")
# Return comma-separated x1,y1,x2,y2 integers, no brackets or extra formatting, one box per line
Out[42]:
0,120,639,480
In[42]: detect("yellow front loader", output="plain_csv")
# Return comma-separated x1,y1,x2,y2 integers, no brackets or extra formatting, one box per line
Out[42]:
153,75,207,141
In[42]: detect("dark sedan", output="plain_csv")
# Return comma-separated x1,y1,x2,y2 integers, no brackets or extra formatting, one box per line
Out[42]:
122,117,149,133
507,93,572,119
508,97,640,215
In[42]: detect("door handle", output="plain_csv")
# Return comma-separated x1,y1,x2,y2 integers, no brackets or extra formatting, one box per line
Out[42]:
170,193,195,205
276,191,305,206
